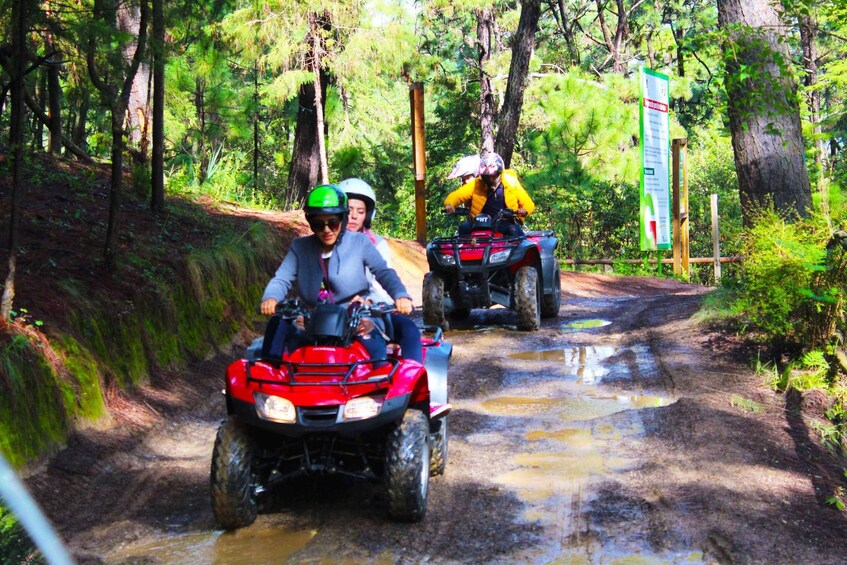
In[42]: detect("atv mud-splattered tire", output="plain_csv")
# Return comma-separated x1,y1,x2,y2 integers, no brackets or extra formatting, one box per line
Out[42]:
514,266,540,331
430,418,448,477
423,273,448,330
210,418,258,530
386,409,430,521
540,263,561,318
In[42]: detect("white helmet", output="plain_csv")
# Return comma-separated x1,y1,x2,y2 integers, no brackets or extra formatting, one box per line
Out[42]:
339,178,377,228
447,154,481,180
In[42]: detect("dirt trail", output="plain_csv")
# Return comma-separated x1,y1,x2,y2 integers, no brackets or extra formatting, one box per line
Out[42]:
25,239,847,564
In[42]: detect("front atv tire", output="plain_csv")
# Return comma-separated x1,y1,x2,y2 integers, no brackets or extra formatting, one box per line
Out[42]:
386,409,430,521
515,266,541,331
423,273,448,330
541,263,561,318
210,418,258,530
430,418,448,477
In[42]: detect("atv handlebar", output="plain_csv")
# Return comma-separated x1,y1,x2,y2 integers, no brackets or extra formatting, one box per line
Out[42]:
273,298,397,320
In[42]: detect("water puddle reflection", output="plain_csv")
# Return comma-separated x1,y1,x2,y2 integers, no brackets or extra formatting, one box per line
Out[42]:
108,526,316,564
482,392,669,420
560,318,612,332
489,341,694,562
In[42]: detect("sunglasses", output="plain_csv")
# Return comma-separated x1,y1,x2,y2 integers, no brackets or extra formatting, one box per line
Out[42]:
309,218,342,232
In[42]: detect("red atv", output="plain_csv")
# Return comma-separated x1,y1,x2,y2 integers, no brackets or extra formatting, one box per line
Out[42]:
210,299,451,529
423,207,561,331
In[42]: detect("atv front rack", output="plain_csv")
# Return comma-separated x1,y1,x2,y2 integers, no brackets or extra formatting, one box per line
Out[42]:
245,357,399,388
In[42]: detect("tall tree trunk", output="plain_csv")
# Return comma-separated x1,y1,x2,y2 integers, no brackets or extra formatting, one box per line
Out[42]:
495,0,541,167
87,0,149,267
151,0,164,212
45,0,62,155
287,80,325,207
120,1,152,161
800,13,825,216
2,0,27,319
33,72,45,150
478,7,496,154
253,67,260,193
717,0,811,225
310,12,329,185
72,89,89,149
194,79,207,183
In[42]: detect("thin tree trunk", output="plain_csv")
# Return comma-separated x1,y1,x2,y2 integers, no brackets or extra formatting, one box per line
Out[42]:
253,67,259,193
33,71,45,150
495,0,541,167
2,0,27,319
45,0,62,155
800,13,825,217
478,7,496,154
310,12,328,185
195,79,207,183
88,0,149,267
717,0,811,224
151,0,165,212
72,89,89,149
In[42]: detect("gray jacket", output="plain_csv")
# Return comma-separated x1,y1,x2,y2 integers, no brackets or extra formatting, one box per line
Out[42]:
262,231,411,307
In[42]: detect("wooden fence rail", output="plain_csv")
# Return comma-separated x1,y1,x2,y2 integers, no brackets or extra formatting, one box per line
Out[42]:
562,256,742,266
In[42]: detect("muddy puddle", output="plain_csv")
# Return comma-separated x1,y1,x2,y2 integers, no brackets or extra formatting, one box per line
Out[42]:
463,343,696,563
108,526,316,564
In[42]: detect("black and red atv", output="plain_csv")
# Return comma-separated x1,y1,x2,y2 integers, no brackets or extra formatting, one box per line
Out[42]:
423,207,561,331
210,299,451,529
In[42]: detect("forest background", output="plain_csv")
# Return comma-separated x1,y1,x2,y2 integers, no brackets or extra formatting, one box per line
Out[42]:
3,0,847,519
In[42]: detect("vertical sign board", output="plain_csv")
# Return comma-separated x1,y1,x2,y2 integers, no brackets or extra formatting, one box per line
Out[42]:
639,68,671,251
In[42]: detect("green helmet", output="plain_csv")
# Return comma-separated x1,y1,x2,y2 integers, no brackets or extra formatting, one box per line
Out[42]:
304,184,348,216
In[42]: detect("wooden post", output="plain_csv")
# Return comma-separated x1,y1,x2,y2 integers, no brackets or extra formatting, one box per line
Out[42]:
410,83,427,244
672,138,689,279
711,194,721,284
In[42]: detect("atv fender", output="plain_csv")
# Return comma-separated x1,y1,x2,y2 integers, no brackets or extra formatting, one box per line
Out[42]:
506,241,541,271
423,339,452,406
535,235,560,294
385,363,430,408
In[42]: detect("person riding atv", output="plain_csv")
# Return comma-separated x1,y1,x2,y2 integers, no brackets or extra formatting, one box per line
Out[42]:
260,184,413,362
443,152,535,238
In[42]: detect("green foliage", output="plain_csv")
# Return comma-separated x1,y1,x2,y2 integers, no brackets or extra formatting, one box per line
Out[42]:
0,331,68,468
0,504,40,564
732,209,830,344
785,350,830,392
827,486,846,512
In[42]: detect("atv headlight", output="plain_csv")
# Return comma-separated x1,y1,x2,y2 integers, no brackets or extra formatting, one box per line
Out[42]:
343,396,382,421
437,253,456,266
254,393,296,423
489,249,511,264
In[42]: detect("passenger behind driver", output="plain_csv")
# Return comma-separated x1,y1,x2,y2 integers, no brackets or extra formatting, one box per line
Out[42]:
340,178,424,364
260,184,413,361
443,152,535,237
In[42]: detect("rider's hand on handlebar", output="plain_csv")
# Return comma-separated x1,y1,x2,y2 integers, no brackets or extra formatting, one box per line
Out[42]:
394,297,413,315
294,315,305,331
516,207,528,218
260,297,278,316
444,205,455,214
357,318,375,337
